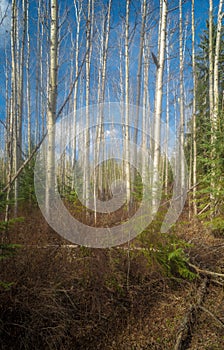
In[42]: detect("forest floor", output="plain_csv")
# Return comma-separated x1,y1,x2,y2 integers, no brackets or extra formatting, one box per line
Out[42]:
0,205,224,350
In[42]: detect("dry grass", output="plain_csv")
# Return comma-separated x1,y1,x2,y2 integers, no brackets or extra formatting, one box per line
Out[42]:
1,207,224,349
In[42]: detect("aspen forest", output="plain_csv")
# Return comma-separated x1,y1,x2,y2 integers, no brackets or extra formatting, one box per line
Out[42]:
1,0,224,349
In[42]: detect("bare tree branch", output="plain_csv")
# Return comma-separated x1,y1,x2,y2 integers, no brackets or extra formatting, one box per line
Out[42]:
0,3,9,27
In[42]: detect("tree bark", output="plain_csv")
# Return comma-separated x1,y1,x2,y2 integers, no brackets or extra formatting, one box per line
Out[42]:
165,19,170,196
191,0,197,216
213,0,223,129
72,0,82,190
46,0,58,215
124,0,131,205
179,0,185,208
152,0,167,213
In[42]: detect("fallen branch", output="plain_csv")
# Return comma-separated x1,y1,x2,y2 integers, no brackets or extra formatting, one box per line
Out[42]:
210,279,224,286
174,278,208,350
199,306,224,328
188,263,224,279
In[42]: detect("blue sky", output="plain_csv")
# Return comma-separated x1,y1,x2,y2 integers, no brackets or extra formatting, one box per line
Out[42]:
0,0,222,154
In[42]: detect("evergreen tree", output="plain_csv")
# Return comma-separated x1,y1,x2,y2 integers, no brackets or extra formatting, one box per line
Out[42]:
195,20,224,229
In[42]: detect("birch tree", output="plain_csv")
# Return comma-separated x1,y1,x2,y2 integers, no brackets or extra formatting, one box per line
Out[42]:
17,0,27,163
213,0,223,131
94,0,112,213
46,0,58,214
165,20,170,196
26,0,31,157
152,0,167,212
179,0,185,207
83,0,94,208
5,43,13,223
211,0,223,214
209,0,216,213
134,0,147,142
72,0,82,189
124,0,131,205
209,0,214,147
10,0,18,214
142,35,150,184
191,0,197,215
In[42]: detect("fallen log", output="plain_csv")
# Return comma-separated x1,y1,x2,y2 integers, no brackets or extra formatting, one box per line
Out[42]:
174,278,208,350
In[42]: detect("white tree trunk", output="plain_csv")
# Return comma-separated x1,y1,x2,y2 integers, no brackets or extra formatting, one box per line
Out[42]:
46,0,58,215
125,0,131,205
11,0,18,215
152,0,167,212
17,0,27,164
213,0,223,131
83,0,94,208
209,0,214,139
179,0,185,208
135,0,147,140
72,0,82,189
191,0,197,215
94,0,111,219
142,35,150,183
209,0,215,212
211,0,223,214
165,20,170,196
26,0,31,157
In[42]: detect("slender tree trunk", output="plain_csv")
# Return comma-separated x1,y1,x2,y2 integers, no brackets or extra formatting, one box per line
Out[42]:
192,0,197,215
134,0,147,141
94,0,111,220
152,0,167,212
72,0,82,189
35,0,41,144
83,0,94,208
165,20,170,196
100,0,111,105
118,32,125,186
4,45,12,226
26,0,31,156
4,46,9,192
142,35,150,183
11,0,18,215
40,10,44,139
213,0,223,127
133,0,147,193
17,0,27,164
209,0,215,212
209,0,214,144
124,0,131,290
179,0,185,208
211,0,223,214
124,0,131,206
46,0,58,215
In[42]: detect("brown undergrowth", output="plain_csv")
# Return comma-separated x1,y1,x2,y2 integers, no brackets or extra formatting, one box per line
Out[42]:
0,207,224,349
